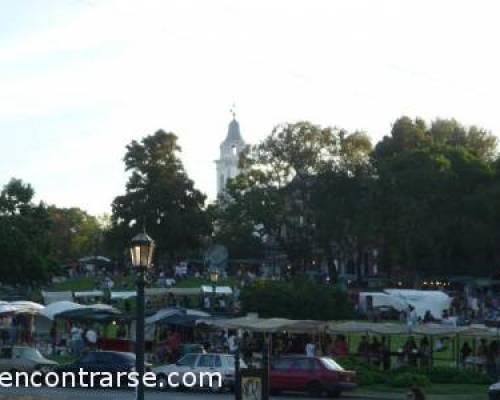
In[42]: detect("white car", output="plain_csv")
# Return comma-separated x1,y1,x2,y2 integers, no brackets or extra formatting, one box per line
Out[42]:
0,346,57,373
153,353,246,391
489,381,500,400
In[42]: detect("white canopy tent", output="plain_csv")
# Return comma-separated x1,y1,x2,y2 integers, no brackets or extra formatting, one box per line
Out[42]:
384,289,452,319
41,301,120,321
41,301,86,320
111,291,136,300
199,314,327,334
358,292,408,313
0,301,45,315
146,308,210,325
74,290,104,299
201,285,233,295
41,290,73,304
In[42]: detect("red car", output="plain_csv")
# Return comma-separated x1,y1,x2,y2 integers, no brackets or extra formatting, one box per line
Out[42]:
270,355,356,397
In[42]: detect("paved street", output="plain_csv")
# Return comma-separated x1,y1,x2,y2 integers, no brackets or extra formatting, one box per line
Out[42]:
0,386,398,400
0,387,489,400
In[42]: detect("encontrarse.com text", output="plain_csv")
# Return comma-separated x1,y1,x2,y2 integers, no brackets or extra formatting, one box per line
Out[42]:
0,370,223,389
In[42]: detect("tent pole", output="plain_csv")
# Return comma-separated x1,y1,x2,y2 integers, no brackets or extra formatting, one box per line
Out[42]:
472,337,477,371
430,336,434,368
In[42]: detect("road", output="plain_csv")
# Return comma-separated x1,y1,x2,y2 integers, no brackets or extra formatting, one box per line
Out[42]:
0,387,397,400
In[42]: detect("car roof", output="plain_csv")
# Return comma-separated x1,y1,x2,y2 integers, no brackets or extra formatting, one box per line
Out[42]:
183,353,234,357
90,351,135,357
275,354,317,359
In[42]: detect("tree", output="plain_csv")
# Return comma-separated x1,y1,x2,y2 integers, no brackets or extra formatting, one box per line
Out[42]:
312,164,376,282
109,130,210,263
216,115,498,282
429,119,498,161
216,122,342,272
0,179,53,286
374,116,497,162
374,116,429,159
375,146,494,278
215,122,373,274
47,206,103,263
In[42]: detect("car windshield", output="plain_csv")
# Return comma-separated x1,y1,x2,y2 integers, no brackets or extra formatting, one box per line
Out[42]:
19,348,43,359
320,357,345,371
177,354,197,367
117,352,136,362
222,355,247,369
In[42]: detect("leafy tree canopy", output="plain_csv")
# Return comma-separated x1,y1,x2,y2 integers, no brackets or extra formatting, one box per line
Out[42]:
0,179,52,286
109,130,210,263
47,206,103,263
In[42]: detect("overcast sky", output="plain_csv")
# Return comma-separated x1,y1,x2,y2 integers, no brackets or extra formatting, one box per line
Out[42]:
1,0,499,215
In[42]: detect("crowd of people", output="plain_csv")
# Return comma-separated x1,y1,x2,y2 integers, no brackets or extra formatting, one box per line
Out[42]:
0,314,33,345
50,322,99,356
460,338,500,380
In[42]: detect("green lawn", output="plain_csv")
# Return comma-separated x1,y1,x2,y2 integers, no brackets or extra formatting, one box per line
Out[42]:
173,276,236,288
46,275,236,292
48,275,136,291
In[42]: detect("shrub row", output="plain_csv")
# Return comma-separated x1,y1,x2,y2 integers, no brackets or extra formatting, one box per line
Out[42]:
339,357,492,387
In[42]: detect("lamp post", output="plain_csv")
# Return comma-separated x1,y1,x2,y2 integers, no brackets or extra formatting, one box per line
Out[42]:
130,231,155,400
210,268,219,315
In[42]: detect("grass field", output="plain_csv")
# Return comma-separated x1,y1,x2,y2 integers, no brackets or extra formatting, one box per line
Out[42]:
46,275,236,291
48,275,136,291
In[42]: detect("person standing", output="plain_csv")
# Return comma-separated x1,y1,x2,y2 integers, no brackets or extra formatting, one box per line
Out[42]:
228,331,238,354
407,386,426,400
50,323,58,355
305,337,316,357
86,327,98,350
70,324,84,356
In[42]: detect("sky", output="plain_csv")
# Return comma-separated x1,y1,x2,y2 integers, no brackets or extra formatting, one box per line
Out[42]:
1,0,500,215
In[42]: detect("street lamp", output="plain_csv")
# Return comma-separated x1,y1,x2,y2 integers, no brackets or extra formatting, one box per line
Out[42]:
130,231,154,400
210,268,219,315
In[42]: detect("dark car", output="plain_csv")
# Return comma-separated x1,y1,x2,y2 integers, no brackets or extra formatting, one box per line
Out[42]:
270,355,356,398
54,351,144,388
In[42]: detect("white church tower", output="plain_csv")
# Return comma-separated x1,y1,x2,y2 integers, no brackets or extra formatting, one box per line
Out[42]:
215,110,246,196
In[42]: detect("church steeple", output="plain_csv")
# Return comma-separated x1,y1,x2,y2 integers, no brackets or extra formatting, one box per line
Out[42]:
225,105,243,142
225,118,243,142
215,108,246,196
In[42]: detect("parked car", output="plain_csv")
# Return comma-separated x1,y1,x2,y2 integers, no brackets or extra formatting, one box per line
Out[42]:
0,346,57,373
154,352,246,391
54,351,150,387
270,355,356,397
178,344,204,358
489,381,500,399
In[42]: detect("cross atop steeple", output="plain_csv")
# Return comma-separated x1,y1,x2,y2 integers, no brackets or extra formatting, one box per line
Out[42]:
230,103,236,120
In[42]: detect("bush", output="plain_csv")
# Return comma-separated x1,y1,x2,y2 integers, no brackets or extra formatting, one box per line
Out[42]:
427,367,459,384
240,279,354,320
425,366,491,385
356,369,389,385
335,357,491,387
337,357,388,385
391,373,430,388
